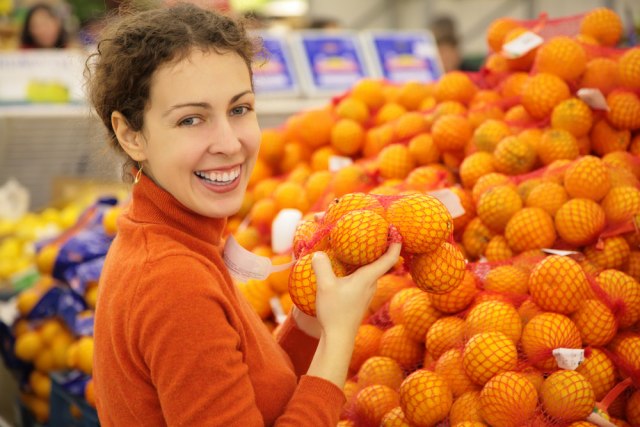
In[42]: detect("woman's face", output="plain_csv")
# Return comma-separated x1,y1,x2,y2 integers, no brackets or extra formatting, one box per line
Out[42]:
135,48,261,219
29,9,61,48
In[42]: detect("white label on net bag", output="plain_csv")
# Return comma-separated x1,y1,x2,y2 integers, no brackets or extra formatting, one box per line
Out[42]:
542,248,581,256
328,155,353,172
428,188,465,219
223,235,293,283
577,88,609,110
552,348,585,370
502,31,544,58
587,412,618,427
271,208,303,254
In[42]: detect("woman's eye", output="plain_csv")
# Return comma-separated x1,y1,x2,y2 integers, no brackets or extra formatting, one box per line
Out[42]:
179,117,202,126
230,106,251,116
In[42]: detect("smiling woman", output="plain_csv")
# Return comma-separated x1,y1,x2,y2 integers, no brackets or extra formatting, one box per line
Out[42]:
85,3,401,427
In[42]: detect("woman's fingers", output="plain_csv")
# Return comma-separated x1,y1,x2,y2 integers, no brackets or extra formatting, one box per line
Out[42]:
354,242,402,280
311,251,337,283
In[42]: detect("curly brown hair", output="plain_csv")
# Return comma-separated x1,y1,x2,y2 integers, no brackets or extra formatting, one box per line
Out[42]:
85,3,260,181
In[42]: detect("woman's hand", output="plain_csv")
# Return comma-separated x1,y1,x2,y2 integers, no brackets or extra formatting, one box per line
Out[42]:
311,242,402,340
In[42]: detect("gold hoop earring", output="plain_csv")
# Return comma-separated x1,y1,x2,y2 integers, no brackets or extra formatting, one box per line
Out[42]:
134,163,143,184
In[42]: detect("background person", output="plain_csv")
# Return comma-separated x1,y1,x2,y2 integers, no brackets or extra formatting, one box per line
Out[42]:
20,3,67,48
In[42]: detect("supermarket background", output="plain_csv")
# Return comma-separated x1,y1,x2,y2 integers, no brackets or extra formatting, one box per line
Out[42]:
1,0,640,426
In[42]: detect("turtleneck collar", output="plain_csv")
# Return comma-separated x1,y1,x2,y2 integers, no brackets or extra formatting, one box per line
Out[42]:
127,172,227,246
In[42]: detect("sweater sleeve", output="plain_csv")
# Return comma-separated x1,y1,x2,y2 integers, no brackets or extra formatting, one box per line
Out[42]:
133,256,344,427
275,315,320,377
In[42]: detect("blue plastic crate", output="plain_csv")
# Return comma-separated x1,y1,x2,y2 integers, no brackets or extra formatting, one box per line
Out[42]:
49,372,99,427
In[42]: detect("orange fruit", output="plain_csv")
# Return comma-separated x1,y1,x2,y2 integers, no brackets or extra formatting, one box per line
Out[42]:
540,370,595,422
331,164,373,197
434,100,467,117
521,73,571,119
537,128,580,166
400,292,442,342
483,265,529,295
459,152,496,190
555,198,606,246
330,118,365,156
409,242,466,294
534,36,587,82
502,27,539,72
405,165,448,192
426,316,465,360
396,81,433,111
237,279,275,320
450,391,483,425
292,219,329,258
330,210,389,266
479,371,539,427
465,300,522,343
503,104,534,127
394,111,428,140
472,119,511,153
375,103,407,126
432,115,473,153
351,78,386,111
233,226,261,251
492,136,537,175
551,98,593,138
528,255,593,314
618,47,640,90
462,217,495,260
380,406,411,426
248,157,273,188
280,142,311,174
525,182,568,217
305,170,333,207
579,57,619,95
288,252,348,316
564,155,611,201
499,72,529,99
429,270,478,314
471,173,514,203
462,331,518,385
295,108,334,149
249,198,278,228
388,287,423,325
518,298,543,326
399,370,452,426
435,348,479,398
575,348,616,401
385,193,453,254
369,274,412,314
258,129,286,165
504,207,556,253
596,269,640,328
486,17,520,52
357,356,405,390
484,236,514,262
584,236,630,270
354,384,400,426
477,185,523,233
627,390,640,426
408,133,440,166
467,103,504,129
579,7,623,46
377,144,416,180
520,312,582,370
350,324,385,372
610,332,640,376
434,71,478,105
273,181,308,211
335,96,370,124
378,325,424,370
324,192,384,225
606,90,640,130
450,186,475,234
625,250,640,283
571,298,617,346
363,124,394,158
591,118,631,156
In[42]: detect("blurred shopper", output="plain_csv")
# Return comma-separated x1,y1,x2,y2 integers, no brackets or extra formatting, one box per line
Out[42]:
20,3,67,48
429,15,462,72
86,3,400,426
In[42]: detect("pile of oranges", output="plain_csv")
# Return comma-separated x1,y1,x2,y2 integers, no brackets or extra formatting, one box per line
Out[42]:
227,6,640,426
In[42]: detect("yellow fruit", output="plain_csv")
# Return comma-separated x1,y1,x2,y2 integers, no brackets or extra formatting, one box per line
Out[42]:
459,152,496,190
14,331,44,362
376,102,407,126
76,336,94,375
540,370,595,422
102,206,122,236
551,97,593,138
462,332,518,385
492,135,537,175
472,119,511,153
479,371,538,427
385,193,452,254
477,185,522,233
335,96,370,124
29,370,52,400
521,312,582,370
17,289,42,316
399,370,452,427
36,244,59,276
409,242,465,294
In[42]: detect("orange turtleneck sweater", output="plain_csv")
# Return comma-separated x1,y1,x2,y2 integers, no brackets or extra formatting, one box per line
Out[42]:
93,173,345,426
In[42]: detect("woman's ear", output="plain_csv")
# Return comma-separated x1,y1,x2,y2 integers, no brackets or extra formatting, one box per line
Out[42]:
111,111,146,161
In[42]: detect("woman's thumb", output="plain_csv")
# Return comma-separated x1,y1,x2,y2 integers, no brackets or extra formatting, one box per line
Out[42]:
311,251,336,280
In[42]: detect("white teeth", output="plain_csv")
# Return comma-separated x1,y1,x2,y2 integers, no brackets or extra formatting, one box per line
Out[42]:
196,166,240,183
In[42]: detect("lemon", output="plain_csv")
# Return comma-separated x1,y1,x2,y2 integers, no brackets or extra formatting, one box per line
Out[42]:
35,244,59,275
14,331,44,362
16,289,41,316
29,370,52,400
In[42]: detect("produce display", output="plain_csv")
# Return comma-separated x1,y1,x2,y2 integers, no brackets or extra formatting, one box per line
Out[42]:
1,6,640,427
